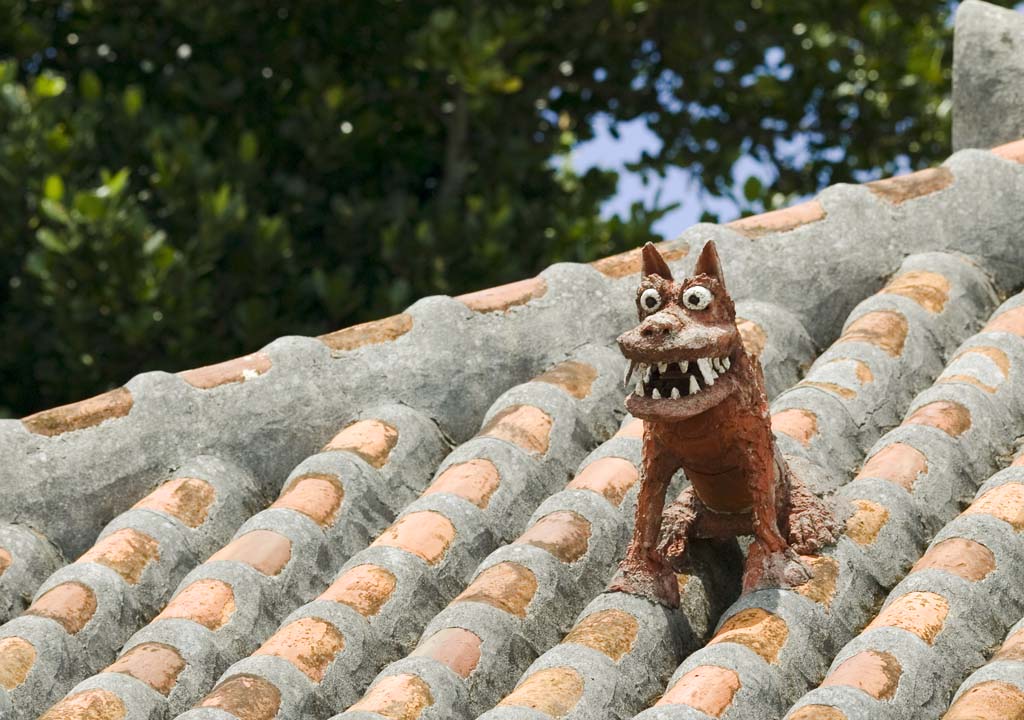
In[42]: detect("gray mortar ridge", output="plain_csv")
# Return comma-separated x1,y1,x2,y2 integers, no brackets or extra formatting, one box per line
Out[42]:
0,523,63,623
953,1,1024,150
4,141,1024,563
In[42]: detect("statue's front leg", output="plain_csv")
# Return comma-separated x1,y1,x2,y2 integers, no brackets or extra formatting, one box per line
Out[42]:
743,449,810,591
607,439,680,607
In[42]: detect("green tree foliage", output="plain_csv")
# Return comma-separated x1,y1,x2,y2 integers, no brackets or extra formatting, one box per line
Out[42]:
0,0,1011,415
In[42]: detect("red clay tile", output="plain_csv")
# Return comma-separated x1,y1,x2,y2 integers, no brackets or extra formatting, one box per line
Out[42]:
736,317,768,357
498,667,584,718
78,528,160,585
411,627,482,678
22,387,132,437
567,457,639,507
944,680,1024,720
0,636,35,690
156,578,236,630
771,409,818,448
905,400,972,437
515,510,592,563
838,311,908,357
939,374,999,393
794,556,839,608
104,642,185,696
348,674,434,719
866,591,950,644
867,167,954,205
319,564,397,617
727,200,826,239
323,418,400,468
39,689,126,720
789,706,849,720
254,617,346,682
614,419,644,439
319,314,414,352
271,473,345,527
179,352,272,389
992,138,1024,164
133,477,216,528
590,242,689,278
881,270,951,313
423,459,501,509
456,277,547,313
372,511,456,565
563,609,639,661
453,562,538,617
857,443,929,491
953,346,1011,376
200,674,281,720
25,581,97,634
963,483,1024,530
993,627,1024,663
984,307,1024,338
798,381,857,400
535,360,598,399
208,530,292,575
657,665,741,716
845,499,890,546
822,650,901,700
481,405,553,455
709,608,789,664
913,537,995,582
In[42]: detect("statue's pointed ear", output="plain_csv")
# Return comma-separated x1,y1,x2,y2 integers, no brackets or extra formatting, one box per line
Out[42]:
641,242,673,281
693,241,726,285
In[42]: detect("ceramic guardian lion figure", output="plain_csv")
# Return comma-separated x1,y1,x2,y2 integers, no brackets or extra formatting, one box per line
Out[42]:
608,241,840,607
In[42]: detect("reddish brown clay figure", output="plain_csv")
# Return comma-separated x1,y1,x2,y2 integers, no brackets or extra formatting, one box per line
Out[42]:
608,241,840,607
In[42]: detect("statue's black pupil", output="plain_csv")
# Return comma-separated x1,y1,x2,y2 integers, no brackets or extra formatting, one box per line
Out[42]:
646,296,656,307
688,294,698,304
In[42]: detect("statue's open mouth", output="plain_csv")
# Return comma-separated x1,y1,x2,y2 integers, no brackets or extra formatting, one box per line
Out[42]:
623,351,741,420
624,353,736,399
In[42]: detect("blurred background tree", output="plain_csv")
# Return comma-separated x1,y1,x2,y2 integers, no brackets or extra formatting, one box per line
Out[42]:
0,0,1011,415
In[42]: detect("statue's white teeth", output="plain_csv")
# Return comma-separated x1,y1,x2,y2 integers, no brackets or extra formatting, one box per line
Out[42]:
680,360,689,372
634,381,643,396
644,365,652,383
658,362,668,373
697,357,717,386
689,376,700,394
670,386,681,399
723,356,731,370
712,357,723,373
623,360,637,388
651,388,661,399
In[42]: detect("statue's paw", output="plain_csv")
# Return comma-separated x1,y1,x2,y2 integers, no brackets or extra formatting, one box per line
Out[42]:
607,558,680,608
788,514,828,555
787,506,842,555
742,544,811,592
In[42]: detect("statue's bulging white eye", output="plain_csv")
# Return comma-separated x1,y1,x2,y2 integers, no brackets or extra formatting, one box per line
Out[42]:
682,285,713,310
640,288,662,312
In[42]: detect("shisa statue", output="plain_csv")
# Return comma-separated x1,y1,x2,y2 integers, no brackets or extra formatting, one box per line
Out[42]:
608,241,840,607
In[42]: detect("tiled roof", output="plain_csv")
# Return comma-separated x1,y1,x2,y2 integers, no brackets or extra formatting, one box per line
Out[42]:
3,2,1024,719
